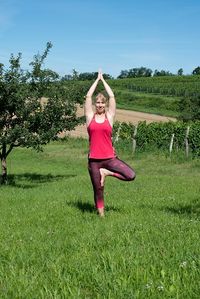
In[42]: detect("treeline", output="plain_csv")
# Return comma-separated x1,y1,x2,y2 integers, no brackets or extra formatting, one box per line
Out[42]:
117,66,200,78
61,70,113,81
61,66,200,81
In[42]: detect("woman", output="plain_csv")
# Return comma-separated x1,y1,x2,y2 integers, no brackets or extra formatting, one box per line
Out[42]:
84,70,136,217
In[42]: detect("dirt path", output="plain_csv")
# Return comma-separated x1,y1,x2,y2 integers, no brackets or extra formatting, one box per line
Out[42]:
60,106,176,138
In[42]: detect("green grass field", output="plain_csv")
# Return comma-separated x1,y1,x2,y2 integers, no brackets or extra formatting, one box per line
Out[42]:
113,89,179,117
0,138,200,298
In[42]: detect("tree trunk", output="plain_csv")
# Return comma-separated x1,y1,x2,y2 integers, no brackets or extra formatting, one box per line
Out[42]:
1,143,7,184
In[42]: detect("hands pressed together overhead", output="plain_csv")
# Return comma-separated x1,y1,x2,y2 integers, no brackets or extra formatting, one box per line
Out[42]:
97,69,104,81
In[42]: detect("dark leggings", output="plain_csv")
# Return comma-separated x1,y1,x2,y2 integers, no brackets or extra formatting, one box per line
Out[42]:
88,157,136,209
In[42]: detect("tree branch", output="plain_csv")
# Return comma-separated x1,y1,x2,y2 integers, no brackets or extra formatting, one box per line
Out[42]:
6,144,15,157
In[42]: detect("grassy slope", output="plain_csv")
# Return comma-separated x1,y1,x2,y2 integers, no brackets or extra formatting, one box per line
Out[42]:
107,75,200,117
113,89,180,117
0,139,200,298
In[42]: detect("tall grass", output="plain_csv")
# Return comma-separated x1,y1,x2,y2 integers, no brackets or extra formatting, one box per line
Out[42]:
0,138,199,298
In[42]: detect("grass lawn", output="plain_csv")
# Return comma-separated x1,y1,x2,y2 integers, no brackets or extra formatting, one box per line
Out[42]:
0,138,200,298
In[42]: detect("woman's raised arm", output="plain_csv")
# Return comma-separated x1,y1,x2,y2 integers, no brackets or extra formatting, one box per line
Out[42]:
84,72,101,125
100,73,116,122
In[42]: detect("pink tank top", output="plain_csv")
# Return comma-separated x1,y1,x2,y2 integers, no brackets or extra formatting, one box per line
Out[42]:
87,114,115,159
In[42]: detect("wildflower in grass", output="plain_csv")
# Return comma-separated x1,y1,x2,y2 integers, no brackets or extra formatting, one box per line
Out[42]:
145,283,152,289
192,260,197,268
157,285,164,291
180,261,187,268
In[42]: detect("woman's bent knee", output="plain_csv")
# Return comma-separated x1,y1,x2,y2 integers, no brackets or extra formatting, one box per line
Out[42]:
129,171,136,181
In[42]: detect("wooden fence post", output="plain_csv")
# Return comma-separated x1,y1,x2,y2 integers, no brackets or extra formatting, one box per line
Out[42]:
185,126,190,158
114,123,121,143
169,133,175,155
132,125,138,154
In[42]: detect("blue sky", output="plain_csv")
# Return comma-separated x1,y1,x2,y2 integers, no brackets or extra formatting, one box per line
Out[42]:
0,0,200,78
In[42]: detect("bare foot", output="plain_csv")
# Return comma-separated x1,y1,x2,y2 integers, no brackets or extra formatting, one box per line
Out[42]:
97,207,105,217
99,168,114,186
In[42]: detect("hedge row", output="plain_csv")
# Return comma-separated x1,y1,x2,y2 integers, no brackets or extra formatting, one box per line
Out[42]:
113,121,200,156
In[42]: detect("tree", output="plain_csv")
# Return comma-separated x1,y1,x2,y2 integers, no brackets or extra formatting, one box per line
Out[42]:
192,66,200,75
117,70,129,79
137,67,152,77
61,74,73,81
79,72,113,80
62,71,113,81
153,69,174,76
79,72,98,81
72,69,79,80
117,67,152,79
177,68,183,76
0,42,87,184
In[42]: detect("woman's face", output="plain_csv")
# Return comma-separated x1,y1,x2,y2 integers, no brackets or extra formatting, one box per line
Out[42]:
95,98,106,114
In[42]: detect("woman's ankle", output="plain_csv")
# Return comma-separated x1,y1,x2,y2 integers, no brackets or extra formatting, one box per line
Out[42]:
97,207,105,217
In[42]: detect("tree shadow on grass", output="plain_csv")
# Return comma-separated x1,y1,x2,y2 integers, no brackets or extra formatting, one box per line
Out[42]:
3,173,77,189
163,199,200,219
67,200,121,214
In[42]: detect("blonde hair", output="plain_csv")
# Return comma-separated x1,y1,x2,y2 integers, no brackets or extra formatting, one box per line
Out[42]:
95,92,107,103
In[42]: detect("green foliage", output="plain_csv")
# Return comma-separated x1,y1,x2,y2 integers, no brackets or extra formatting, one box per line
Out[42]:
178,95,200,121
153,69,174,76
0,42,88,182
118,67,153,78
113,121,135,141
189,123,200,156
61,71,113,81
177,68,184,76
113,121,200,156
192,66,200,75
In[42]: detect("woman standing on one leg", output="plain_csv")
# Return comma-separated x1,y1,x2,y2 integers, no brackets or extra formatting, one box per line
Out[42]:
84,70,136,217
